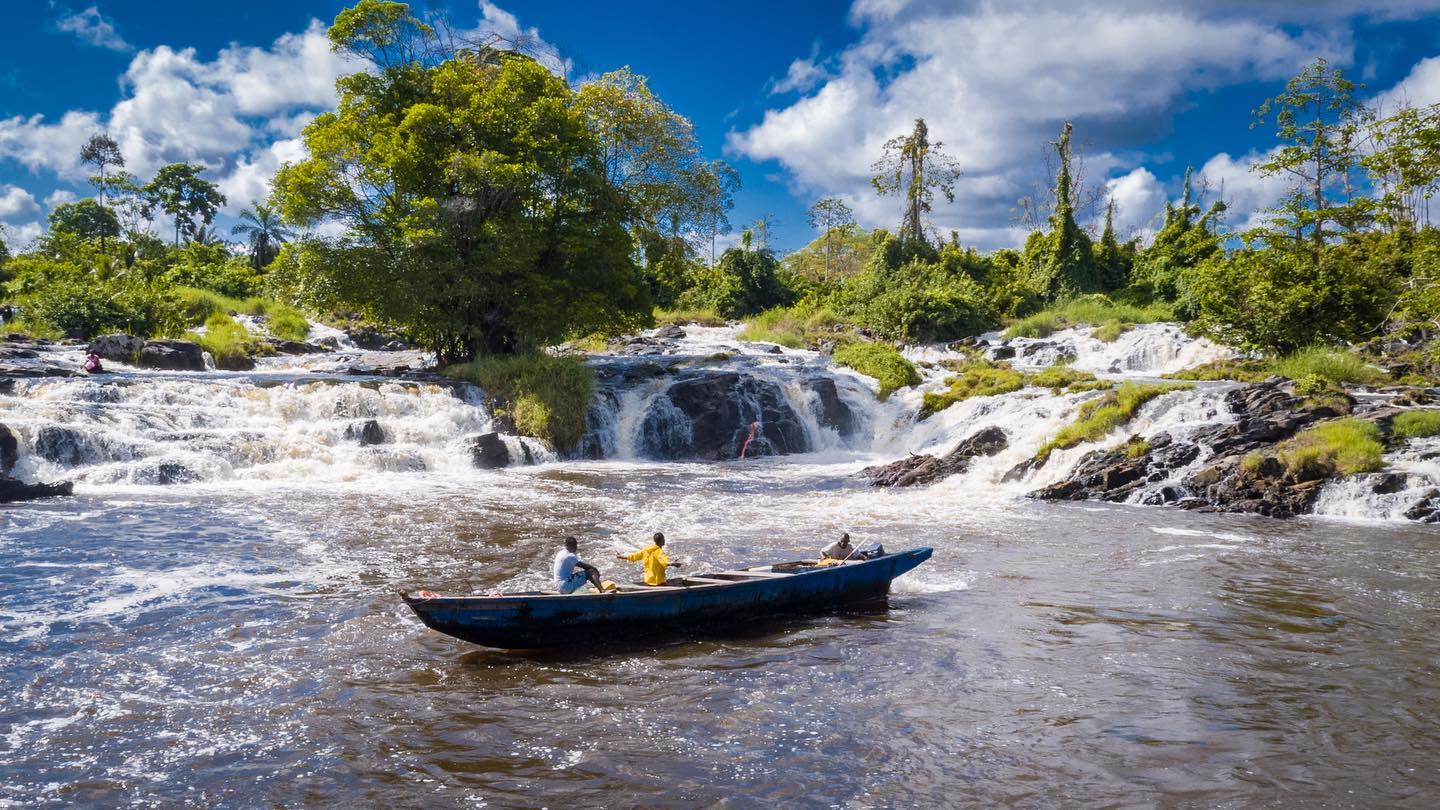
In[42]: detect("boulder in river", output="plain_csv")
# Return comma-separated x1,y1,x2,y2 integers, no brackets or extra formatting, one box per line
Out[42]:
138,340,207,371
35,426,86,467
864,426,1009,487
0,423,17,476
469,432,511,469
89,334,145,363
651,370,809,460
344,419,388,446
0,475,73,503
801,377,857,438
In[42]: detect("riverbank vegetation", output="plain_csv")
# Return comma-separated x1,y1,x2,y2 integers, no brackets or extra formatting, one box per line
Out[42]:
920,358,1110,416
1035,382,1194,461
1247,418,1385,478
444,354,594,451
831,343,920,398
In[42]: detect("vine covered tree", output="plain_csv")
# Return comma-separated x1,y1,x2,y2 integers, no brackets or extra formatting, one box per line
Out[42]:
871,118,961,247
1025,121,1102,299
143,163,226,246
806,197,855,281
79,133,124,251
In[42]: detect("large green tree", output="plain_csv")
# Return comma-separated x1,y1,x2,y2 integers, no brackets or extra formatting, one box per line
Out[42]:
272,0,651,360
143,163,226,246
47,198,121,243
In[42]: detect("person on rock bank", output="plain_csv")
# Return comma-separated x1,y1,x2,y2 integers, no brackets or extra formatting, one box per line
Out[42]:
553,536,604,594
617,532,683,586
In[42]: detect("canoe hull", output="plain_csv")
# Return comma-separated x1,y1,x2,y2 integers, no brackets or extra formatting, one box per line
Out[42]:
402,547,933,649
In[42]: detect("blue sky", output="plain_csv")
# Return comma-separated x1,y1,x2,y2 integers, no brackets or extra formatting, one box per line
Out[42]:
4,0,1440,253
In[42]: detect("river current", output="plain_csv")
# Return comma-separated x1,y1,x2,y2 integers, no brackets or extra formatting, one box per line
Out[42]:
3,326,1439,807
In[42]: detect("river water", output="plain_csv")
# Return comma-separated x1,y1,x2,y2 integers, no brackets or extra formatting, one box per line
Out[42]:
3,327,1440,807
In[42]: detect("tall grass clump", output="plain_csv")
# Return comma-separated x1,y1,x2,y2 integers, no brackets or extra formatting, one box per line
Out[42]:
1392,410,1440,440
446,353,595,451
173,286,269,326
188,312,259,370
1269,347,1385,388
654,307,727,328
739,304,846,349
1035,382,1193,460
832,342,920,399
1250,418,1384,478
1004,295,1174,340
265,303,311,342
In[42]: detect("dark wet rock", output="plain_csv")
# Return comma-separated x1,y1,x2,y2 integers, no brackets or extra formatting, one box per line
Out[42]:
0,363,82,378
139,340,206,371
1404,489,1440,523
1030,432,1200,502
35,426,85,466
802,377,857,438
315,336,343,350
0,423,17,476
89,333,145,363
986,344,1016,361
608,335,667,356
265,339,328,355
344,419,387,446
469,431,511,469
643,370,809,460
135,461,199,485
1371,472,1408,495
653,324,686,340
0,347,39,359
0,475,73,502
864,426,1009,487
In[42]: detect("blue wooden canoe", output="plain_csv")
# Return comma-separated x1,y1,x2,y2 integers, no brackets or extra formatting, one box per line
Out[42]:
401,546,934,649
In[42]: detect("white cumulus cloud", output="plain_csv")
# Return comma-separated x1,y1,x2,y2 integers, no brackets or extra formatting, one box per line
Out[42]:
0,185,41,220
729,0,1428,248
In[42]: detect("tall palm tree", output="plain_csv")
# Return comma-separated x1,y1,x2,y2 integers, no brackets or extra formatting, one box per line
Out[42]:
231,202,294,269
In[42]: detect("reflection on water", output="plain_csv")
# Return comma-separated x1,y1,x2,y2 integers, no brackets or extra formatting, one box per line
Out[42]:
3,461,1440,807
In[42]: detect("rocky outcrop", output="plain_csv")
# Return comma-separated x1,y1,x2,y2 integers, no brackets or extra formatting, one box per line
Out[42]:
35,426,86,467
89,334,207,371
0,476,73,503
802,377,857,438
1027,379,1350,517
864,426,1009,487
646,370,810,460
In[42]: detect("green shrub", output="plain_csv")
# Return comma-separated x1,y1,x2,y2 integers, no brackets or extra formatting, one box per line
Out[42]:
446,353,595,451
1269,347,1385,388
832,342,920,399
1267,418,1384,478
921,360,1108,416
1392,410,1440,440
18,276,181,339
173,287,271,325
840,258,998,343
1027,366,1098,391
189,312,260,370
1036,382,1193,460
1004,295,1173,339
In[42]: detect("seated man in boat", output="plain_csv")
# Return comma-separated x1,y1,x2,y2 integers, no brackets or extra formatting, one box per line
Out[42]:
616,532,683,586
553,536,604,594
820,532,858,562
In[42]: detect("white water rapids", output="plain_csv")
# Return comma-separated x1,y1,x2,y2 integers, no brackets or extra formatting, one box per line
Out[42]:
0,321,1430,523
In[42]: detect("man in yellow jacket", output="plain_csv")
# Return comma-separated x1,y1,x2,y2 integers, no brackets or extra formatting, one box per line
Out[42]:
617,532,683,586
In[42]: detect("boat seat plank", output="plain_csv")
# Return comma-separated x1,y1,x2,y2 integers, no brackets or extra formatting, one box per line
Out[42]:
676,576,735,585
716,569,792,579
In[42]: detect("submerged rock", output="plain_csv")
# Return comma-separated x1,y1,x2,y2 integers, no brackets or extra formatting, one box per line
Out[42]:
864,426,1009,487
344,419,388,446
35,426,86,467
0,475,73,503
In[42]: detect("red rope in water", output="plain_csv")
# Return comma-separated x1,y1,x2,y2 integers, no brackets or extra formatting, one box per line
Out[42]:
739,421,760,459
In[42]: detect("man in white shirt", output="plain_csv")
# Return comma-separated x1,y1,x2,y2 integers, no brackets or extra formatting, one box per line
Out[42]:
553,536,604,594
821,532,858,561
